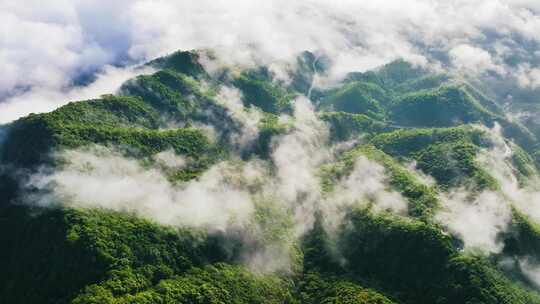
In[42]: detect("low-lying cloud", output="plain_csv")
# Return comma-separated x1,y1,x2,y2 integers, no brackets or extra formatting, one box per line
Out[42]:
437,190,512,253
27,146,256,231
435,124,540,255
215,86,263,148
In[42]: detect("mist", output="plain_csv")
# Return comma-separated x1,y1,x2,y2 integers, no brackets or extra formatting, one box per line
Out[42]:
437,190,512,253
16,76,540,274
29,83,540,272
214,85,263,149
434,124,540,258
24,94,410,272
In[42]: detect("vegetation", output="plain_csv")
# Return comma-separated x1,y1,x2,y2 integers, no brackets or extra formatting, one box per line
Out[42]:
389,85,496,127
232,70,296,114
338,209,540,304
2,50,540,303
321,145,439,219
320,112,388,141
318,82,387,119
0,206,229,304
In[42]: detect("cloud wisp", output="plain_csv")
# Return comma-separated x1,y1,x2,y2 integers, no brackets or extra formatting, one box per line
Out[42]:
435,124,540,255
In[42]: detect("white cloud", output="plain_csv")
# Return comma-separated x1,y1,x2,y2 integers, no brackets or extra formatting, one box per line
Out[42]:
435,124,540,254
2,0,540,123
215,86,263,148
437,190,512,254
153,149,188,169
517,65,540,89
519,257,540,287
322,155,408,236
27,146,257,231
0,65,153,124
0,0,139,122
450,44,505,75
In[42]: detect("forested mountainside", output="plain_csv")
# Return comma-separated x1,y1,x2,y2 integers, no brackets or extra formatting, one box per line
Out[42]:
3,49,540,303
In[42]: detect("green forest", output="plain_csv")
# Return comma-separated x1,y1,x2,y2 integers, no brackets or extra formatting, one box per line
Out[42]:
2,50,540,304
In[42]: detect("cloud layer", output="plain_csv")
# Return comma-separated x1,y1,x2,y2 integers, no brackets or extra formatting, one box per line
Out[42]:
2,0,540,123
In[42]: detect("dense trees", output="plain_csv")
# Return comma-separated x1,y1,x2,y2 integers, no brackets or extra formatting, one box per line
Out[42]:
1,50,540,303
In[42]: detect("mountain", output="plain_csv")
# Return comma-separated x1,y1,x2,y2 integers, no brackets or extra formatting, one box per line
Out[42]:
2,50,540,303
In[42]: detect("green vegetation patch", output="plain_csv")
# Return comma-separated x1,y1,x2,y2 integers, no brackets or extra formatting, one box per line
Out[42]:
232,71,296,114
318,81,387,119
415,141,498,189
390,85,496,128
320,112,388,141
321,144,439,219
338,209,540,304
0,206,228,304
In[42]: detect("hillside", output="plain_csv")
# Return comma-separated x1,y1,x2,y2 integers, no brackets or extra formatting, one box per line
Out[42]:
2,50,540,303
